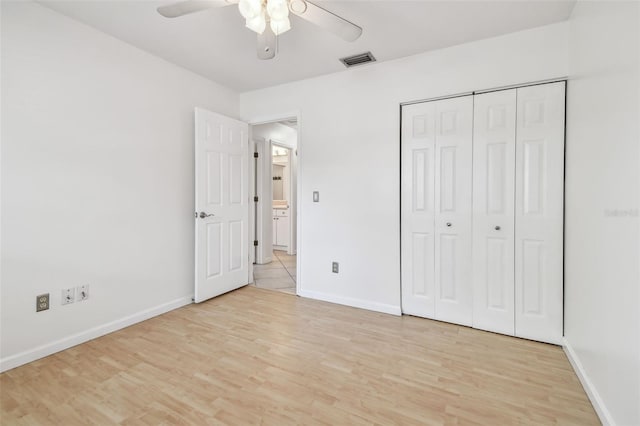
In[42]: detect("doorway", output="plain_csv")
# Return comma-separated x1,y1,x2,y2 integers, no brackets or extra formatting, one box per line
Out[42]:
250,118,299,295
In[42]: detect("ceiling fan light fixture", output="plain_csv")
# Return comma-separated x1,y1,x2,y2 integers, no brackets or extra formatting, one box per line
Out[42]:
246,11,267,34
239,0,262,19
266,0,289,21
270,16,291,35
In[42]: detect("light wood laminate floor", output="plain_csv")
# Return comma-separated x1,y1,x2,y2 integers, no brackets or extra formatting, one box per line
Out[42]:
0,286,598,425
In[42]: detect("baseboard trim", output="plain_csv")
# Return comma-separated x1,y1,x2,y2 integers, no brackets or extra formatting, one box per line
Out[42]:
298,289,401,316
0,295,193,373
563,337,615,426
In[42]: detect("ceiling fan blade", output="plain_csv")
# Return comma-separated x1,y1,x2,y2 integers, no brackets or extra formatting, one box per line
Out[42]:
157,0,235,18
257,26,277,60
289,0,362,42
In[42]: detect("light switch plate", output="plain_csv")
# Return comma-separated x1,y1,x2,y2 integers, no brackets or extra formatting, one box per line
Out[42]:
313,191,319,202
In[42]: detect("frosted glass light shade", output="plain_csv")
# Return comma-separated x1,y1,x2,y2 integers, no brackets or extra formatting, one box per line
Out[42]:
270,16,291,35
246,12,267,34
266,0,289,21
239,0,262,19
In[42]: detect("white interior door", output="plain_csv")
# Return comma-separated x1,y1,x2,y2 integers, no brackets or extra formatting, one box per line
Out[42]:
401,101,437,318
472,89,517,335
515,82,565,344
433,96,474,326
401,96,473,324
195,108,249,303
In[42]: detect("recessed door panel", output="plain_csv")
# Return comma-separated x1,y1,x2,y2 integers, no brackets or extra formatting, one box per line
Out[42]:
487,142,507,214
206,222,222,278
229,220,243,272
486,237,508,310
472,89,516,336
439,234,457,301
523,140,545,215
521,239,545,315
401,102,436,318
207,152,223,206
411,233,433,297
439,147,457,213
515,82,565,344
412,149,431,213
434,96,473,326
229,154,243,205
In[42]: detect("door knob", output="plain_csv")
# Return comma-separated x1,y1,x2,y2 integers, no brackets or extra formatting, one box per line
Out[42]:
495,225,501,231
199,212,214,219
446,222,452,227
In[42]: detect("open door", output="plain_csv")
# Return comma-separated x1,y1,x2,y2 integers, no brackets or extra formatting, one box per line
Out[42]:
194,108,249,303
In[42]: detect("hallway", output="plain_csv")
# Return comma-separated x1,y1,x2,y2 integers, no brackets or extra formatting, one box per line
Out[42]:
252,251,296,295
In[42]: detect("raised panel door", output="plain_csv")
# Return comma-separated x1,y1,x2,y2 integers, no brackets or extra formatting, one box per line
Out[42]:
195,108,249,303
401,102,437,318
472,89,517,335
434,96,474,326
515,82,565,344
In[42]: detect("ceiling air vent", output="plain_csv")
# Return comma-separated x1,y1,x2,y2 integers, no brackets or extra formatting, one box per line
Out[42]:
339,52,376,68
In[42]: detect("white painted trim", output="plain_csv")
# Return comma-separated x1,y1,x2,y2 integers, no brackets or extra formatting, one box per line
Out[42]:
0,296,193,373
563,337,615,426
298,289,402,316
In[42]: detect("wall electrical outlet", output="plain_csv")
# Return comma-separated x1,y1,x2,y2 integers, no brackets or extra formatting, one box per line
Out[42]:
36,293,50,312
61,288,75,305
332,262,339,273
77,285,89,301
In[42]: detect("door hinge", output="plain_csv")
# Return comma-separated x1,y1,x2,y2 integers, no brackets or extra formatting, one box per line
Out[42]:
253,240,259,247
254,196,259,202
253,152,259,158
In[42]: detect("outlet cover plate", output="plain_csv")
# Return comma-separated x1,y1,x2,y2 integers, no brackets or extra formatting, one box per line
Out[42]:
332,262,339,273
36,294,50,312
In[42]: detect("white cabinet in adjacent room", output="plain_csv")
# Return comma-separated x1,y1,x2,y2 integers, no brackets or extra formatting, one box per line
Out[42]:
273,209,290,250
401,81,566,345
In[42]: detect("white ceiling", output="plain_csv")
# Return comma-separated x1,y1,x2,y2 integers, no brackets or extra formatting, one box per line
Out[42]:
39,0,576,92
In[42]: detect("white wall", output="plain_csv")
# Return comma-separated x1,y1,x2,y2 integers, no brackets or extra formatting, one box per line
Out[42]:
240,23,569,314
0,2,239,370
564,1,639,425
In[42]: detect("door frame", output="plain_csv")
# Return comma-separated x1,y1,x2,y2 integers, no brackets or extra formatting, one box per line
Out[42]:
248,111,301,294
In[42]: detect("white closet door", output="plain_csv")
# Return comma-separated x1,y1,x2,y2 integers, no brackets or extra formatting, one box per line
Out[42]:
401,102,436,318
515,82,565,344
434,96,474,326
472,89,517,335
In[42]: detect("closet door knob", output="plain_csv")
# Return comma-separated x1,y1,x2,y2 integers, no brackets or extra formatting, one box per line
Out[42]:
495,226,501,231
446,222,452,227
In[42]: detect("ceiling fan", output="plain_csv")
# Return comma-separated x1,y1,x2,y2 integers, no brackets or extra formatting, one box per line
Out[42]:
157,0,363,60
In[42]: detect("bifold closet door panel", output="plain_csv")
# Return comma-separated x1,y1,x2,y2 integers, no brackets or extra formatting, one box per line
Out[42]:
433,96,474,326
472,89,517,335
515,82,565,344
401,102,437,318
